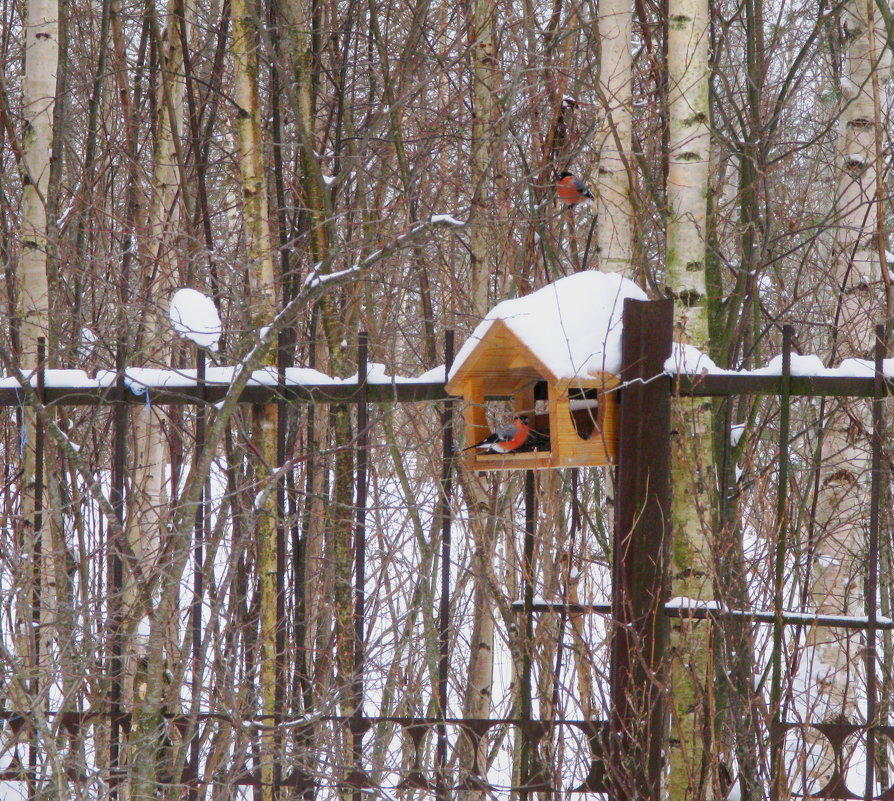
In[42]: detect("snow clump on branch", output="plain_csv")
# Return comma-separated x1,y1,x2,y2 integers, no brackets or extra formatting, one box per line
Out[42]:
169,288,223,352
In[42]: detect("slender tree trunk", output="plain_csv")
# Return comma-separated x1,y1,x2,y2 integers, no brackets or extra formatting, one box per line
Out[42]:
15,0,58,759
460,473,497,794
711,3,764,797
596,0,634,278
666,0,718,798
45,0,68,340
282,0,358,785
127,1,188,796
460,3,503,793
18,0,58,372
468,0,499,319
230,0,279,797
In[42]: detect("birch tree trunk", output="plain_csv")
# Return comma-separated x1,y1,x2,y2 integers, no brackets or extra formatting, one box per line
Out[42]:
230,0,279,797
806,0,890,782
468,0,499,319
128,0,186,661
15,0,58,743
596,0,634,278
460,0,502,791
127,2,188,796
666,0,718,797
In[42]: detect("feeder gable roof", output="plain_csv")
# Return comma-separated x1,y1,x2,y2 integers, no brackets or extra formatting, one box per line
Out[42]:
447,271,647,389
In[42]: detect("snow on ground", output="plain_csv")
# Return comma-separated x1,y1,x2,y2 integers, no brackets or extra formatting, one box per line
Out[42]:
78,327,98,358
169,288,222,351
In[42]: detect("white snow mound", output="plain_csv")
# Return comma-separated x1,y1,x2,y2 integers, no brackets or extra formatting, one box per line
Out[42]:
169,288,222,351
665,343,724,375
449,271,647,380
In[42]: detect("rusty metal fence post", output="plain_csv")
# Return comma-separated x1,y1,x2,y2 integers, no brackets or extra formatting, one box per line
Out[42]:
437,330,454,800
610,299,673,801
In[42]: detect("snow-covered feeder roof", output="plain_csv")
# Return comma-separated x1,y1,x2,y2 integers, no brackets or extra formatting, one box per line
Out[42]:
446,271,646,395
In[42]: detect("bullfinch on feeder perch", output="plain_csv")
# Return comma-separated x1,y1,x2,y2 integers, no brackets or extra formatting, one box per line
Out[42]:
463,415,550,454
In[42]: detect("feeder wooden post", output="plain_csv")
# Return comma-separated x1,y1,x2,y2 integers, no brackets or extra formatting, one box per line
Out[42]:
513,385,536,417
464,378,488,450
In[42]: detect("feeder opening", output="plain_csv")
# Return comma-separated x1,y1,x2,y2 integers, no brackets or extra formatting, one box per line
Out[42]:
567,388,600,441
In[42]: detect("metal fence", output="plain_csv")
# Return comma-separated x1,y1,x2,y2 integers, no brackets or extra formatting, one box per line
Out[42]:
0,299,892,799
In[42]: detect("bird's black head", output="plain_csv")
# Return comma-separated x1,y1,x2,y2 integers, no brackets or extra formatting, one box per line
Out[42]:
559,171,573,178
515,415,529,423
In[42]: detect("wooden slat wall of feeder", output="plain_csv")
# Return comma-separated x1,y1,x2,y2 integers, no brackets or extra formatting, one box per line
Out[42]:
547,374,620,467
445,319,621,471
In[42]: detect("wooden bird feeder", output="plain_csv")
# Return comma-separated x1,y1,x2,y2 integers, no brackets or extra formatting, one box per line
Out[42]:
445,318,620,471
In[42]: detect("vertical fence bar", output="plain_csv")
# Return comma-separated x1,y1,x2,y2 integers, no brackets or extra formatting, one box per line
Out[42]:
109,346,127,799
610,299,673,801
550,468,579,801
28,339,45,800
295,320,318,713
352,333,369,801
520,469,536,799
437,331,454,800
274,341,288,800
865,325,885,801
189,348,206,796
771,325,792,800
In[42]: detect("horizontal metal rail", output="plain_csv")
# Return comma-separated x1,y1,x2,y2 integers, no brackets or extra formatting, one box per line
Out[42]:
0,714,610,792
1,372,890,407
517,601,894,629
674,373,894,398
0,381,448,406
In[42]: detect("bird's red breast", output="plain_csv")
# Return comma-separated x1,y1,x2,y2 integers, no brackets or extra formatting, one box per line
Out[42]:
557,173,591,206
493,419,531,453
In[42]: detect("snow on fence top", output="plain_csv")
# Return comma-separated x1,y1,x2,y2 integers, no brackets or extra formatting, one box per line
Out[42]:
448,271,647,382
0,364,445,392
448,269,894,383
3,268,893,395
666,342,894,378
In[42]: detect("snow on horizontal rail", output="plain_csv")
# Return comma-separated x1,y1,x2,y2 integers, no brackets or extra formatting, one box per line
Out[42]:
674,371,894,398
514,599,894,629
1,366,891,406
0,365,450,405
666,343,894,379
0,364,446,390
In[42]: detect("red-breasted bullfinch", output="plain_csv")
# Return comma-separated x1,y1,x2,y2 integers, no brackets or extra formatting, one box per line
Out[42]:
557,171,594,206
463,415,550,454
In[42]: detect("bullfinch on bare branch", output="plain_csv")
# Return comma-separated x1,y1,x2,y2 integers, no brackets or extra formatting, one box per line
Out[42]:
557,171,594,206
